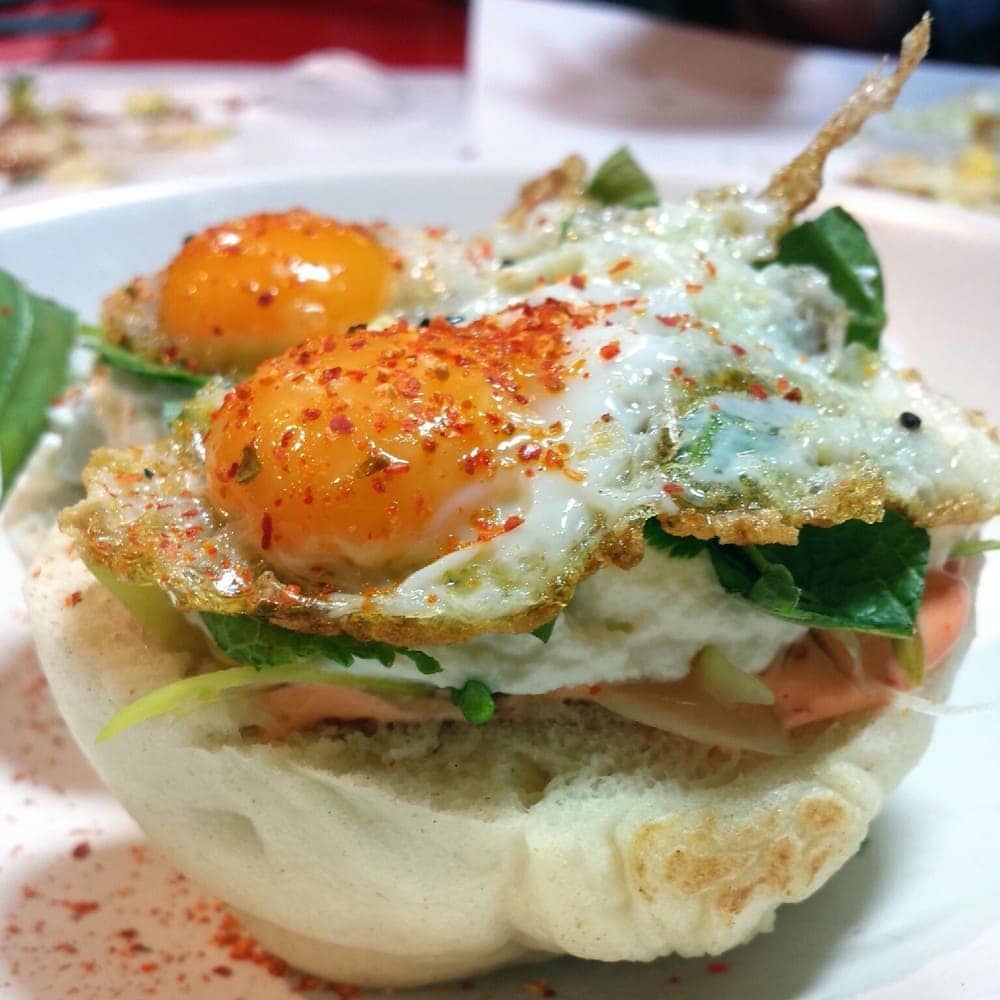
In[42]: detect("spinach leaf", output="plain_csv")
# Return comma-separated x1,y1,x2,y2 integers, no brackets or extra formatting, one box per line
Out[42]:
646,510,928,636
82,329,210,387
585,147,659,210
0,295,76,492
0,270,77,497
773,207,885,350
0,270,33,416
200,611,442,675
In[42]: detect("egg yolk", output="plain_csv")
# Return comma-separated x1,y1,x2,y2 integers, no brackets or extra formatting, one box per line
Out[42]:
204,304,585,582
158,209,394,373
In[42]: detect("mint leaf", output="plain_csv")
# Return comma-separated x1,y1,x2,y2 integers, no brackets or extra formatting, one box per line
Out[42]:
585,147,659,210
532,618,557,643
82,329,210,387
449,680,495,724
747,562,800,613
710,512,928,636
0,270,76,497
649,511,928,636
200,612,441,675
643,518,707,558
773,207,885,350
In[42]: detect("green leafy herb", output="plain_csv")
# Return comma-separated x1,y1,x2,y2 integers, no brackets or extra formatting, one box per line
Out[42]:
449,679,495,725
585,147,659,210
643,518,705,558
646,511,928,637
82,329,210,387
200,611,442,675
97,663,431,742
950,538,1000,558
532,618,557,643
0,269,76,497
773,207,885,350
0,271,33,418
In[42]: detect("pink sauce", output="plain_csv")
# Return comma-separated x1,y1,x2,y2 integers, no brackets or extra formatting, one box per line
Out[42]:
759,565,972,728
261,566,973,737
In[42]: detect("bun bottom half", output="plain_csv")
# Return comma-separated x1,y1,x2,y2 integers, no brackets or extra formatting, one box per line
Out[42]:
24,529,974,988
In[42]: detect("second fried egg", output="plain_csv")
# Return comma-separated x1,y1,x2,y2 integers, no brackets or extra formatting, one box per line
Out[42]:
100,208,497,376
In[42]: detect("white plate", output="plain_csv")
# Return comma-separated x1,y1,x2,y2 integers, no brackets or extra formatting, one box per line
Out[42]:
1,166,999,999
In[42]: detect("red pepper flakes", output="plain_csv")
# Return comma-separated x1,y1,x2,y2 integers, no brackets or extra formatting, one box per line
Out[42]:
599,341,621,361
730,343,747,358
211,965,232,977
685,282,703,294
517,442,542,462
707,961,730,975
783,386,803,403
63,591,83,609
503,515,525,532
59,900,99,920
704,258,718,279
657,314,680,328
748,382,768,401
569,273,587,290
327,413,355,435
260,513,274,550
662,482,684,495
600,412,613,423
587,683,603,695
608,257,632,276
257,290,275,307
70,841,91,860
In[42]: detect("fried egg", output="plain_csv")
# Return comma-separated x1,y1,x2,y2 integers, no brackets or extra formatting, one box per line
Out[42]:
63,185,1000,648
100,208,497,375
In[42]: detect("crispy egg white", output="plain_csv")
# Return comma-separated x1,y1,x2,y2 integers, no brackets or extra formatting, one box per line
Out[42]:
100,209,497,376
63,187,1000,647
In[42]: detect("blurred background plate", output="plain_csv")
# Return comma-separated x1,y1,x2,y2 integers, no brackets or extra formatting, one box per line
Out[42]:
0,164,998,999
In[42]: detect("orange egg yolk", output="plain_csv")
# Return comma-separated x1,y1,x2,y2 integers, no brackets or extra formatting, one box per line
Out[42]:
158,209,394,373
204,303,589,582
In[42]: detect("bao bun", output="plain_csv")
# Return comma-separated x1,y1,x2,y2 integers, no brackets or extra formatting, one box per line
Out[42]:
25,527,973,988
